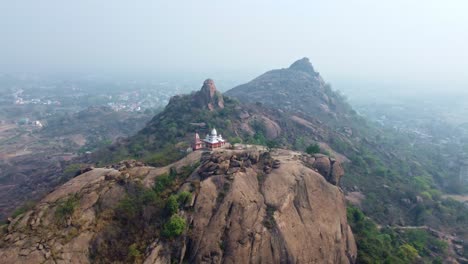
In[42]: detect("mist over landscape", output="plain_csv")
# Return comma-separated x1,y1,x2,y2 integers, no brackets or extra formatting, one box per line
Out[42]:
0,1,467,263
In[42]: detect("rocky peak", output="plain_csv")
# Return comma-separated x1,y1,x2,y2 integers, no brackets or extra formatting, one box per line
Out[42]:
288,57,317,75
196,79,224,111
201,79,217,99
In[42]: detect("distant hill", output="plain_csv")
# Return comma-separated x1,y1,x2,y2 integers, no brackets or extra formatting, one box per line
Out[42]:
226,57,354,124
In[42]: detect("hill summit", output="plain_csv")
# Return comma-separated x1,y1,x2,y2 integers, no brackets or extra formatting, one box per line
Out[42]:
194,79,224,110
288,57,318,75
225,58,352,121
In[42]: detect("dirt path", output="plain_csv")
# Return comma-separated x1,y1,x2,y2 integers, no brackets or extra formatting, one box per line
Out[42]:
443,194,468,203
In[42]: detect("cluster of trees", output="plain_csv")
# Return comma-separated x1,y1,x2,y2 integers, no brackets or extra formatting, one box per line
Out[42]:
347,206,448,263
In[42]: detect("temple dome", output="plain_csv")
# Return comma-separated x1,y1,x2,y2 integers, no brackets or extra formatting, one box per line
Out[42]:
211,128,217,136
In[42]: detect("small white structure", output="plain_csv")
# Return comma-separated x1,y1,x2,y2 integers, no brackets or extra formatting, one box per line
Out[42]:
34,120,43,128
202,128,226,149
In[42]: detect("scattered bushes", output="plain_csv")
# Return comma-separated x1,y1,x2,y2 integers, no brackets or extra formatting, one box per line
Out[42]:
347,206,449,263
153,173,174,194
55,194,79,221
144,145,185,167
91,163,198,262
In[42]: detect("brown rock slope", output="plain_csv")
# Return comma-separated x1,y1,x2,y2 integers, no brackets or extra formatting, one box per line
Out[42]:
194,79,224,111
0,147,356,263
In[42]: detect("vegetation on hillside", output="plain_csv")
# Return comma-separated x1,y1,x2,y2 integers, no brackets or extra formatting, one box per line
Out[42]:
90,163,198,263
85,77,467,261
92,95,241,166
348,206,448,263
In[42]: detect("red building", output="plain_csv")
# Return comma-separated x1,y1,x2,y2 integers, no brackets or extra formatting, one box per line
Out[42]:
192,133,203,151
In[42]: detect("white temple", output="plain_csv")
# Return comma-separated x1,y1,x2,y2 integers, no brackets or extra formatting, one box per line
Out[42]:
202,128,226,149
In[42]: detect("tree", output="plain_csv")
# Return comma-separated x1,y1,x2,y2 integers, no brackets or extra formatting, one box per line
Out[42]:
266,140,278,151
397,244,418,262
306,143,321,155
162,214,186,238
165,195,179,215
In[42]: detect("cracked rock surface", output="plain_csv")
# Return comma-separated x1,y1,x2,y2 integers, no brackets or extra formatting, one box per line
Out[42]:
184,148,356,264
0,148,356,264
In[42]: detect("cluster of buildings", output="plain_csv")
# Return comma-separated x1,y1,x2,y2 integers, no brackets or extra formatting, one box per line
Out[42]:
107,102,142,112
192,128,227,150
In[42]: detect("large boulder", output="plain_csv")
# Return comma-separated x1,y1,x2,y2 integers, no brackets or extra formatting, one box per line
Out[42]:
195,79,225,110
186,149,356,263
329,161,345,185
313,156,332,178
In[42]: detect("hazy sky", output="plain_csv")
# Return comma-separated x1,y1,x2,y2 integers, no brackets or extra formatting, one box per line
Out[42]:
1,1,467,91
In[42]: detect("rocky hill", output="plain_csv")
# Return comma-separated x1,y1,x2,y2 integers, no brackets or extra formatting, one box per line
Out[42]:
226,58,468,261
0,146,356,263
3,58,467,262
225,58,353,123
90,78,343,167
194,79,224,110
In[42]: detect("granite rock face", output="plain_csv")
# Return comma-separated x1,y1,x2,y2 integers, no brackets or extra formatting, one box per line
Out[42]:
196,79,225,111
185,148,356,264
0,148,356,264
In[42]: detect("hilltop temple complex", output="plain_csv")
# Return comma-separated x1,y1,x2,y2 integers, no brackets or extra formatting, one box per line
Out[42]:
192,128,227,150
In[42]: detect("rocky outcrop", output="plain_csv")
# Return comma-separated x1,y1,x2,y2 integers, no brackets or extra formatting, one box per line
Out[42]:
183,148,356,263
0,168,124,264
0,148,356,263
195,79,224,111
288,57,318,76
302,154,345,186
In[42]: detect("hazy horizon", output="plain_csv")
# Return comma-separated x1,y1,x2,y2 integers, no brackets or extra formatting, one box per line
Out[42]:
1,1,467,92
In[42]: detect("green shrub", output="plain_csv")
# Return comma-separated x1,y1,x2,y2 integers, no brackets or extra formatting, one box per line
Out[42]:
229,136,242,144
177,191,192,206
128,243,141,258
153,173,173,194
266,140,279,151
166,195,179,215
55,194,79,221
420,191,432,201
162,214,186,238
305,143,321,155
397,244,418,262
117,196,140,220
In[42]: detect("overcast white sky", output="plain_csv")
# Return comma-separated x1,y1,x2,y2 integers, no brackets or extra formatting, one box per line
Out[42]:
1,1,467,91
